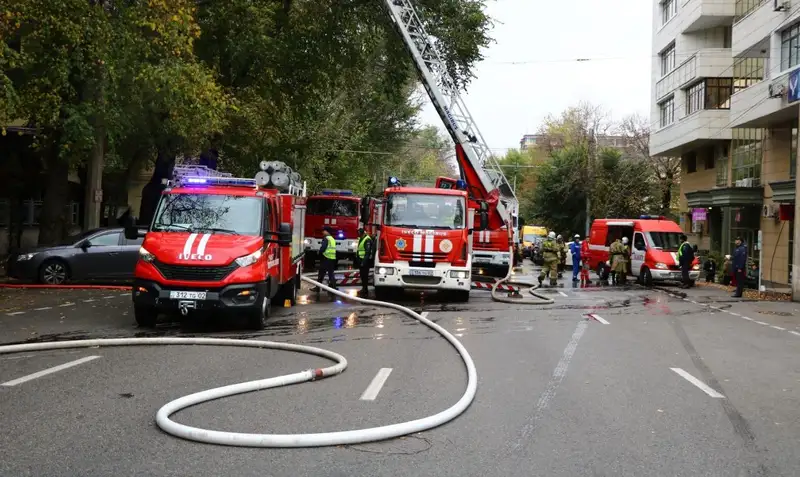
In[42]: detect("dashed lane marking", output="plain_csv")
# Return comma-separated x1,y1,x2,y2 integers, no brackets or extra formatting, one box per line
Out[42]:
360,368,393,401
670,367,725,399
771,325,787,331
33,307,51,311
1,355,101,387
587,313,609,324
58,302,75,307
558,291,568,297
83,299,96,303
6,311,25,316
790,331,800,337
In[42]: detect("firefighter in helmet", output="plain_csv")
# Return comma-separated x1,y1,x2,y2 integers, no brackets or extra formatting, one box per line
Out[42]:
538,231,560,287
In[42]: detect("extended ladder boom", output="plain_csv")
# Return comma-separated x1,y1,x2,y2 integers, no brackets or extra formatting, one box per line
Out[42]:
382,0,517,226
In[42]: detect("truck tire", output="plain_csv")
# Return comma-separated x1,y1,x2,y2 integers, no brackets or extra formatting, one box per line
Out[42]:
640,267,653,287
134,305,158,327
247,294,270,330
451,290,470,303
374,286,392,301
278,277,297,306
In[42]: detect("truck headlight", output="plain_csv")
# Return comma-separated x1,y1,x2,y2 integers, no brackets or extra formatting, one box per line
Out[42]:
376,267,395,275
235,249,262,267
138,247,155,263
304,238,312,245
348,240,357,249
692,263,700,270
16,253,37,261
449,270,469,279
655,262,668,269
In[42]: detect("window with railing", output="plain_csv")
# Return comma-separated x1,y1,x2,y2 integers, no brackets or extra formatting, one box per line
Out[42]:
686,78,734,115
659,97,675,128
662,0,678,25
731,128,764,186
781,22,800,71
733,57,765,93
716,144,729,187
660,43,676,76
735,0,767,20
791,128,797,179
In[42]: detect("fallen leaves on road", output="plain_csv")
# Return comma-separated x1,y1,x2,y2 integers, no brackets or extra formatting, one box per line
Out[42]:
695,282,791,301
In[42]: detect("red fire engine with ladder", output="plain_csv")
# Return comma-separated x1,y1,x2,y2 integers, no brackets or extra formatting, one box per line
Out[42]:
383,0,520,278
125,161,306,330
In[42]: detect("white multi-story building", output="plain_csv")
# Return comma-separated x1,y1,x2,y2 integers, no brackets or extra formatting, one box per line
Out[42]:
650,0,800,294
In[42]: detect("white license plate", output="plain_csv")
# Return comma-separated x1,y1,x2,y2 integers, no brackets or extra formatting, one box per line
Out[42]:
169,291,206,300
408,269,434,276
671,272,682,279
335,274,344,280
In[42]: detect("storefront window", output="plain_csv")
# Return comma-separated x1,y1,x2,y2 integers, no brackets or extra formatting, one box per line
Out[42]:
731,128,764,186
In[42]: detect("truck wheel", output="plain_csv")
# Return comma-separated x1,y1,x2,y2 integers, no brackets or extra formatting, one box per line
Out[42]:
247,294,270,330
282,278,297,306
374,286,391,301
451,290,470,303
134,305,158,327
640,267,653,287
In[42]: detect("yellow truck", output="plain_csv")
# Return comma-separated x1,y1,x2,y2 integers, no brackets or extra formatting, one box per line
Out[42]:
521,225,547,262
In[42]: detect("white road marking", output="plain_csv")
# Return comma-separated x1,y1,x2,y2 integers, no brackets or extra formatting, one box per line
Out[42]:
755,321,769,326
741,316,753,321
558,291,568,297
1,356,101,387
360,368,393,401
670,367,725,398
588,313,609,324
729,312,740,316
83,299,95,303
6,311,25,316
789,331,800,337
58,302,75,307
102,296,115,299
513,319,588,449
33,307,52,311
771,325,786,331
119,293,129,297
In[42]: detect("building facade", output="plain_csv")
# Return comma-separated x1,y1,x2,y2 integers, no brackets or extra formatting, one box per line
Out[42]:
650,0,800,292
520,133,636,155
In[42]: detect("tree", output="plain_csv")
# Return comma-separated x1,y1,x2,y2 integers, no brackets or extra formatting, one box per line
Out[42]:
618,113,680,217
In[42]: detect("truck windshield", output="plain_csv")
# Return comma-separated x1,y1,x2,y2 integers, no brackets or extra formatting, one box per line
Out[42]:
307,198,358,217
648,232,682,251
385,193,465,229
152,194,262,236
523,234,542,243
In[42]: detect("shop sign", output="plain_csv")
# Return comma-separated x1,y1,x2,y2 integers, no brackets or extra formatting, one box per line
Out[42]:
691,208,707,221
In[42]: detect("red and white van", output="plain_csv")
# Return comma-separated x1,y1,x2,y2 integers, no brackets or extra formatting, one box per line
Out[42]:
585,216,700,286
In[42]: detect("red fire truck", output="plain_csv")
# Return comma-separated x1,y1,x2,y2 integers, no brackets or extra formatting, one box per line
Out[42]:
124,163,306,329
303,189,361,267
364,177,483,302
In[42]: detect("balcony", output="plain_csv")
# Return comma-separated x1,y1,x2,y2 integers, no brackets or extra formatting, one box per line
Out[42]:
651,109,732,156
655,48,733,101
732,0,798,57
729,69,799,127
681,0,736,33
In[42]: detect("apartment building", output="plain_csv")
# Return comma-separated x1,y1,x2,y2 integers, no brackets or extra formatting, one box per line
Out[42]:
519,133,637,155
650,0,800,291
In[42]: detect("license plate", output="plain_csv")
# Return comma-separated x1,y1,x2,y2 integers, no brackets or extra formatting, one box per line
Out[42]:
408,269,434,276
335,274,344,280
169,291,206,300
671,272,681,279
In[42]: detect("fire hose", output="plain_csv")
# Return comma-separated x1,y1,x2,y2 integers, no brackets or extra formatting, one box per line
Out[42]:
490,246,554,305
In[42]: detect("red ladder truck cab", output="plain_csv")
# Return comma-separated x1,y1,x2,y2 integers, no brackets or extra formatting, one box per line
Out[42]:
124,163,306,330
586,216,701,286
303,189,361,266
364,177,482,302
435,175,512,276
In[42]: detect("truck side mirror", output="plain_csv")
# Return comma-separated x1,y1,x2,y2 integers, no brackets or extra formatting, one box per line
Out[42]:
278,222,292,245
360,200,370,225
479,211,489,230
479,201,489,212
124,224,145,240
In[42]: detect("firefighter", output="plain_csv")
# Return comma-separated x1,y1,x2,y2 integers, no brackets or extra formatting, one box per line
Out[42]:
538,231,560,287
609,237,625,285
569,234,582,282
619,236,631,285
556,234,566,278
310,226,338,294
580,234,590,282
356,228,373,297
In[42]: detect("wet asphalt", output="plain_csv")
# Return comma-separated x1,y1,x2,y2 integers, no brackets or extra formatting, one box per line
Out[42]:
0,264,799,476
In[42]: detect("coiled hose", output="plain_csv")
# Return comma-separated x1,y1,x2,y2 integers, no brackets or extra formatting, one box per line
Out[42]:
489,246,554,305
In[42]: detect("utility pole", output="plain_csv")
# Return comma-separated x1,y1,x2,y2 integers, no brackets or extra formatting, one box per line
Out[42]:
585,128,596,236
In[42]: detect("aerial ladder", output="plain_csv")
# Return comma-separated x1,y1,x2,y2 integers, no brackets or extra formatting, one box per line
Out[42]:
382,0,520,275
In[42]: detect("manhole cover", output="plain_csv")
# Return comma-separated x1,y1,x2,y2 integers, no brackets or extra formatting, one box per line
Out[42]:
348,435,431,455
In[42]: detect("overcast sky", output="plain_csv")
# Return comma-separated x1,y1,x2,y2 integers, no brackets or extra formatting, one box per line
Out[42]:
417,0,653,154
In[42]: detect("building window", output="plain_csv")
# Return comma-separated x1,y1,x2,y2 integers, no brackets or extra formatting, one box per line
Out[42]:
686,79,733,115
660,44,676,76
686,81,704,115
735,0,766,20
792,128,797,179
659,97,675,128
781,22,800,72
662,0,678,24
705,149,715,169
731,128,764,186
686,153,697,173
733,57,765,93
716,144,729,187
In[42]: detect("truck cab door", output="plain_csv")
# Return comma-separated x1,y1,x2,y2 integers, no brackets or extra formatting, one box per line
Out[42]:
632,232,647,277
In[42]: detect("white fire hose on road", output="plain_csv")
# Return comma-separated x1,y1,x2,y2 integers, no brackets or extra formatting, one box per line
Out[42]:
0,276,477,448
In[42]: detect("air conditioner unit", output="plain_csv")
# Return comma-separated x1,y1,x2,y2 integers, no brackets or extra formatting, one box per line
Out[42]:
735,179,744,187
742,177,754,187
769,83,786,98
774,0,790,11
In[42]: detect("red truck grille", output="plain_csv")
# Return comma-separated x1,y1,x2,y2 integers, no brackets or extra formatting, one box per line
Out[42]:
154,261,238,281
396,251,448,261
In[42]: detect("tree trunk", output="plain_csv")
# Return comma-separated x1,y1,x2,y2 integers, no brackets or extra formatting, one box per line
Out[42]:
38,151,70,246
661,174,674,215
138,147,175,225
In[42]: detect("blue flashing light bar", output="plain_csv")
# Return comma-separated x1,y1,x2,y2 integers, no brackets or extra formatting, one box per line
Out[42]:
180,176,257,188
639,215,667,220
336,231,345,239
321,189,354,196
387,176,401,187
455,179,467,190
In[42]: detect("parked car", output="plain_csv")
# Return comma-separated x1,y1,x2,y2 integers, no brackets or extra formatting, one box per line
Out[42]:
5,227,144,285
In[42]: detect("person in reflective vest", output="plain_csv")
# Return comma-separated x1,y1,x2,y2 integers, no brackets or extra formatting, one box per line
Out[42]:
356,228,373,297
311,226,338,294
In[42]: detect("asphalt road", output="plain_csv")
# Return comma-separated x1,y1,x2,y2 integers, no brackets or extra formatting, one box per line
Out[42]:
0,264,799,476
